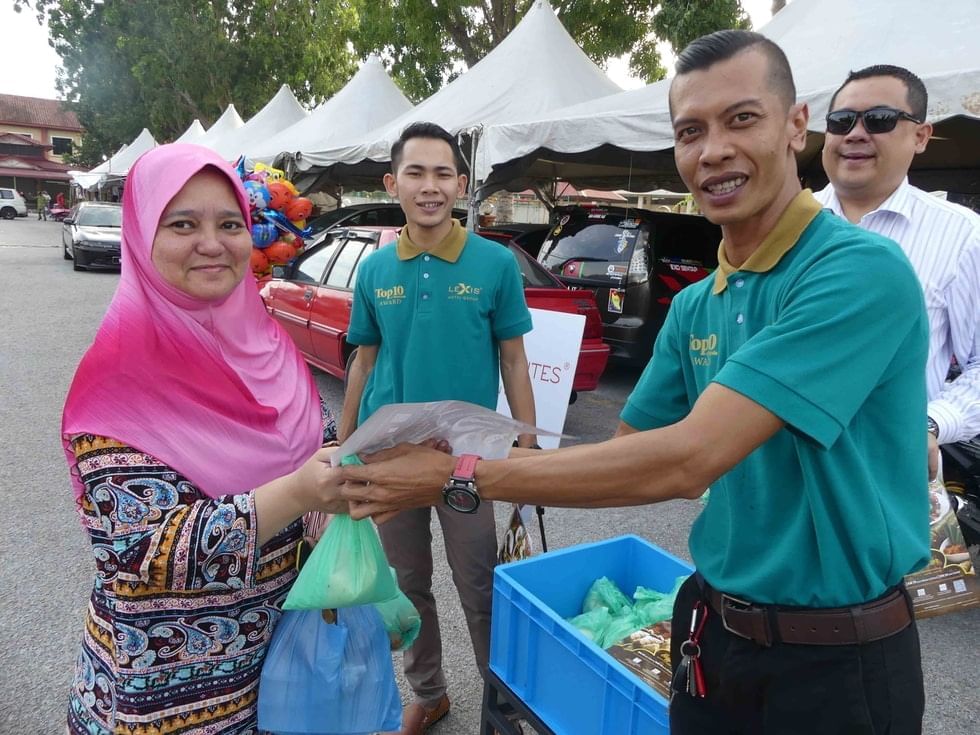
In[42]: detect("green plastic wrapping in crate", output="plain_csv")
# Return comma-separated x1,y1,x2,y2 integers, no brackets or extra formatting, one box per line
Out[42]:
490,535,694,735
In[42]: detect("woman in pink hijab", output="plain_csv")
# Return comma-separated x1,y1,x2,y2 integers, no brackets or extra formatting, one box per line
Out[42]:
62,143,346,734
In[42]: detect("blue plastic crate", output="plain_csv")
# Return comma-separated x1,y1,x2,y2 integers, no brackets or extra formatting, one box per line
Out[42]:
490,535,694,735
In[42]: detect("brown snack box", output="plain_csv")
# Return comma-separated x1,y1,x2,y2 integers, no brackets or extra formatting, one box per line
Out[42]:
904,480,980,619
605,621,673,700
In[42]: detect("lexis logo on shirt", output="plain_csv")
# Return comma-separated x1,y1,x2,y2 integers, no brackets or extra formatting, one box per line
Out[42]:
689,333,719,366
448,282,482,302
375,285,406,306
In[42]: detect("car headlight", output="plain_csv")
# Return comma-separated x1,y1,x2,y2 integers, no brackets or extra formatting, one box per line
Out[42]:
76,238,117,249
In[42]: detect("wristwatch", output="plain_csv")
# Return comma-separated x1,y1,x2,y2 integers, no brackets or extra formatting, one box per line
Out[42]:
443,454,481,513
927,417,939,439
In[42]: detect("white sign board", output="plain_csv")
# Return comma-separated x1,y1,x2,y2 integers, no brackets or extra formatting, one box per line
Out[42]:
497,307,584,450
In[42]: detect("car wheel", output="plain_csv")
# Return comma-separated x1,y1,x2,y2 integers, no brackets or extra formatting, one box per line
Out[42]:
72,246,84,271
0,207,15,220
343,347,359,392
63,241,71,260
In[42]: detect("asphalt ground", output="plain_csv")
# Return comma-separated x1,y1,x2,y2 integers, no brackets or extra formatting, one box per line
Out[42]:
0,216,976,734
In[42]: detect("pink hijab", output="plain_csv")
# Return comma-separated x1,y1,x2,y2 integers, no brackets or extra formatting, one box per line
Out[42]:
62,143,321,501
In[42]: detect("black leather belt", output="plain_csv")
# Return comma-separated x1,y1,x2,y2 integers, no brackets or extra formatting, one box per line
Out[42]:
700,578,913,647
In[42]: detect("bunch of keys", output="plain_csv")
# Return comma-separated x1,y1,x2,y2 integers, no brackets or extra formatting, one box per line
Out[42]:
671,599,708,699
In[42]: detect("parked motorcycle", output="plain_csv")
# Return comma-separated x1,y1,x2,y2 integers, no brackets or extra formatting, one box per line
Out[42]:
48,205,71,222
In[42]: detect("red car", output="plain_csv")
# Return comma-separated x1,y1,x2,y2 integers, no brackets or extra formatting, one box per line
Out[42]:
259,226,609,397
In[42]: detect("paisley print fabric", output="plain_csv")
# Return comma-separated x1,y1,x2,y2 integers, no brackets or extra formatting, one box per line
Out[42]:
67,403,336,733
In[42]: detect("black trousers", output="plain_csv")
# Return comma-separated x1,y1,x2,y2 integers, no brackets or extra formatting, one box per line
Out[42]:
669,574,925,735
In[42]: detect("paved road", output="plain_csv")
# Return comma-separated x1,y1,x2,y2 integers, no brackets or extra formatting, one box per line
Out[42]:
1,216,976,734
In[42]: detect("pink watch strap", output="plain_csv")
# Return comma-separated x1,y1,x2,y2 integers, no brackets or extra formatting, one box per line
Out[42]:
454,454,480,480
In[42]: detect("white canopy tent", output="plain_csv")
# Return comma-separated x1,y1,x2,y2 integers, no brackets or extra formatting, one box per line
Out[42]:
249,56,413,165
174,119,206,144
195,104,245,151
297,0,622,188
69,128,158,191
99,128,158,182
69,143,128,190
207,85,307,162
477,0,980,193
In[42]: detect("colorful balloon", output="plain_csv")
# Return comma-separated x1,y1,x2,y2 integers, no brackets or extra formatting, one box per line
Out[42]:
264,240,298,264
243,180,270,211
267,181,293,212
250,222,278,248
285,196,313,222
260,207,312,239
250,247,270,274
255,162,286,182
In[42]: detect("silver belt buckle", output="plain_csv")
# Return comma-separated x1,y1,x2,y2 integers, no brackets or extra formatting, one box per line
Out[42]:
719,592,755,639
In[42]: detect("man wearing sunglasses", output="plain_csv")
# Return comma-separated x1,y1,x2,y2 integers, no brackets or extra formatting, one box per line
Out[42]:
816,65,980,479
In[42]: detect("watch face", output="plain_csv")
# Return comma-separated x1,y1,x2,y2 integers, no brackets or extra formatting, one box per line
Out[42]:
445,487,479,513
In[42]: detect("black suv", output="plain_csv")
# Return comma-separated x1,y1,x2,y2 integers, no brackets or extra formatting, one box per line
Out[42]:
538,205,720,363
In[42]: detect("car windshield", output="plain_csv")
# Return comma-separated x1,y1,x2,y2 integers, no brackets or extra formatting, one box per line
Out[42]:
77,207,122,227
539,211,644,283
308,207,357,235
506,243,559,288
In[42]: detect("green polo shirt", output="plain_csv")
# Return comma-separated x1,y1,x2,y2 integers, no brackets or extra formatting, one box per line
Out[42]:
621,190,930,607
349,220,532,424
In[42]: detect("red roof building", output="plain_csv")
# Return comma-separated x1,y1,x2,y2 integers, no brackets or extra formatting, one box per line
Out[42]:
0,93,83,164
0,131,73,202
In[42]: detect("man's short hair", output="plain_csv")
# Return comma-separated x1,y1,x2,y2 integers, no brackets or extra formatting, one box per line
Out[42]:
390,122,467,175
672,29,796,110
828,65,928,121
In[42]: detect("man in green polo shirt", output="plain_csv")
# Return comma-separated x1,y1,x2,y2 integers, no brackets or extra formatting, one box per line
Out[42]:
339,121,537,734
342,32,929,734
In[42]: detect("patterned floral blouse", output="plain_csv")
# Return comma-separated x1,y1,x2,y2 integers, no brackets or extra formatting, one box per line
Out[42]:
67,408,336,734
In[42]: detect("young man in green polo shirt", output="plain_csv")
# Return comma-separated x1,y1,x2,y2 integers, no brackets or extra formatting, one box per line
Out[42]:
340,122,537,734
342,32,929,734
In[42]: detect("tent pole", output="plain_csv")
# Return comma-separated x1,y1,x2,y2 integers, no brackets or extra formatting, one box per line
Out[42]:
464,128,481,232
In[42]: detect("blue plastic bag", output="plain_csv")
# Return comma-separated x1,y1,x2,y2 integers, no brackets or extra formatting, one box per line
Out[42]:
258,606,402,734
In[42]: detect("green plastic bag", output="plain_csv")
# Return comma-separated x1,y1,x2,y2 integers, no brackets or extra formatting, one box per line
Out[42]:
599,609,644,649
374,568,422,651
568,607,613,643
582,577,632,615
283,456,397,610
633,576,686,627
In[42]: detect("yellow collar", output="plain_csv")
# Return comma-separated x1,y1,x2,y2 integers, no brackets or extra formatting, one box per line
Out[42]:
713,189,822,294
396,219,467,262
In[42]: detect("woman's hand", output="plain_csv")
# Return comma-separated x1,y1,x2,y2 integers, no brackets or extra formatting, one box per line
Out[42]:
294,447,348,514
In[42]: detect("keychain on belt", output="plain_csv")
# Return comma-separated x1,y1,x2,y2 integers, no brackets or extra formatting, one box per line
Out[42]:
671,599,708,699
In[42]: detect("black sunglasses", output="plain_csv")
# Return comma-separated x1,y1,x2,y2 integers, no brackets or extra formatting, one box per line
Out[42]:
825,106,923,135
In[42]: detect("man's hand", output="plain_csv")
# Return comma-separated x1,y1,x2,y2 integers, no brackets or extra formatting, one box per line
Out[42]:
928,431,940,480
341,441,455,520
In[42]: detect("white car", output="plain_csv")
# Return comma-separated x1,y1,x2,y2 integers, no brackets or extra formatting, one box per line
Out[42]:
0,188,28,219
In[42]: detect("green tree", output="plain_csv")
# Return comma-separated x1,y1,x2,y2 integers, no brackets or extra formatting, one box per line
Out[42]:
18,0,358,167
352,0,751,101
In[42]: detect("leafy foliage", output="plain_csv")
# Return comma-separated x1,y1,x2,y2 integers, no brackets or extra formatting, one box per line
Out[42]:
652,0,751,54
352,1,751,101
18,1,357,167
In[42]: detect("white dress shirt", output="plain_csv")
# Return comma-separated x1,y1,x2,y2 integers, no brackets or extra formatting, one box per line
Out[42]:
815,179,980,443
